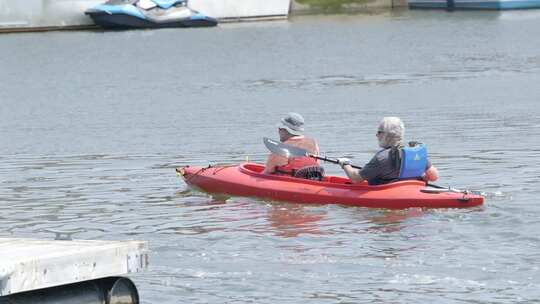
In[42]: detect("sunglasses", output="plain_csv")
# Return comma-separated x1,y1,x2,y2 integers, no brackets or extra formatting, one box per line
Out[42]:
377,131,385,135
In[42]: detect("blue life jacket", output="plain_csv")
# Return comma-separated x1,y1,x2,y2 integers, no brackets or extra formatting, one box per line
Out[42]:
399,143,428,179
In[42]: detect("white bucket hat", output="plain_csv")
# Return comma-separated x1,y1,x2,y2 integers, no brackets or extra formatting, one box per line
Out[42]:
278,112,305,136
378,117,404,148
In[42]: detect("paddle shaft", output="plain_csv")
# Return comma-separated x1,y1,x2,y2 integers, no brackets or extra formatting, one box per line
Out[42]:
426,183,447,189
425,182,485,196
308,154,363,170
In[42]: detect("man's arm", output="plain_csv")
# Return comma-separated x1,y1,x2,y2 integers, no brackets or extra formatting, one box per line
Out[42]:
342,164,365,183
424,165,439,182
263,154,287,174
341,154,382,184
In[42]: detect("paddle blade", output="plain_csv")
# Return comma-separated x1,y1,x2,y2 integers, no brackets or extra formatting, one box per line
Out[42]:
263,137,309,158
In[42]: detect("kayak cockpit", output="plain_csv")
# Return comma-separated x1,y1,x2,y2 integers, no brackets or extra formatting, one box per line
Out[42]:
238,162,426,189
239,162,351,184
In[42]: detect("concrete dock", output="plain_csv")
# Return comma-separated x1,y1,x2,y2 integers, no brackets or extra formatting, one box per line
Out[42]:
0,238,148,297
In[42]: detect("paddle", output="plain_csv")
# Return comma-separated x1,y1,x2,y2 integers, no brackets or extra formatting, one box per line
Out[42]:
263,137,485,196
420,184,486,196
263,137,362,169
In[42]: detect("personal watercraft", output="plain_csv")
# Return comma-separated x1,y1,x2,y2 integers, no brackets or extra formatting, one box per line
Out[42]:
85,0,217,29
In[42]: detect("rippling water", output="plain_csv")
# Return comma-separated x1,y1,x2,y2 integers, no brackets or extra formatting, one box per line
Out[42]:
1,10,540,304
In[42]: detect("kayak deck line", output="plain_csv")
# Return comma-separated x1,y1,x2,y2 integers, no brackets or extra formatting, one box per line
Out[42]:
177,162,484,209
177,163,237,181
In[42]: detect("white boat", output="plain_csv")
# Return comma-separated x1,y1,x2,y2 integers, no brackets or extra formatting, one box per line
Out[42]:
408,0,540,9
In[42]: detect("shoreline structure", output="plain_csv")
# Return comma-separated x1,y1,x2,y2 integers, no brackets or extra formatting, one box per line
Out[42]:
0,0,405,33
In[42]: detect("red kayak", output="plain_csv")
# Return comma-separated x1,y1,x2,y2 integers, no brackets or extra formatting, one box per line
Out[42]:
177,163,484,209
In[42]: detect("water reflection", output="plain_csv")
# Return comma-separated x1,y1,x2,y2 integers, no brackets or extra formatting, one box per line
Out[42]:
266,202,326,238
365,208,426,233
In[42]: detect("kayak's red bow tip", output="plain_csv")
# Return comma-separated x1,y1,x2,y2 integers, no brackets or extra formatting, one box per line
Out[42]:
176,167,187,176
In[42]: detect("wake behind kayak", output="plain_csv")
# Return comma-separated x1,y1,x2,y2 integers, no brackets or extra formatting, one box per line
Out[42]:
176,163,484,209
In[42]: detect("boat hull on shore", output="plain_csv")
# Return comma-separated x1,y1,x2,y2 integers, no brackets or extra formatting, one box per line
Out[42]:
86,10,216,29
